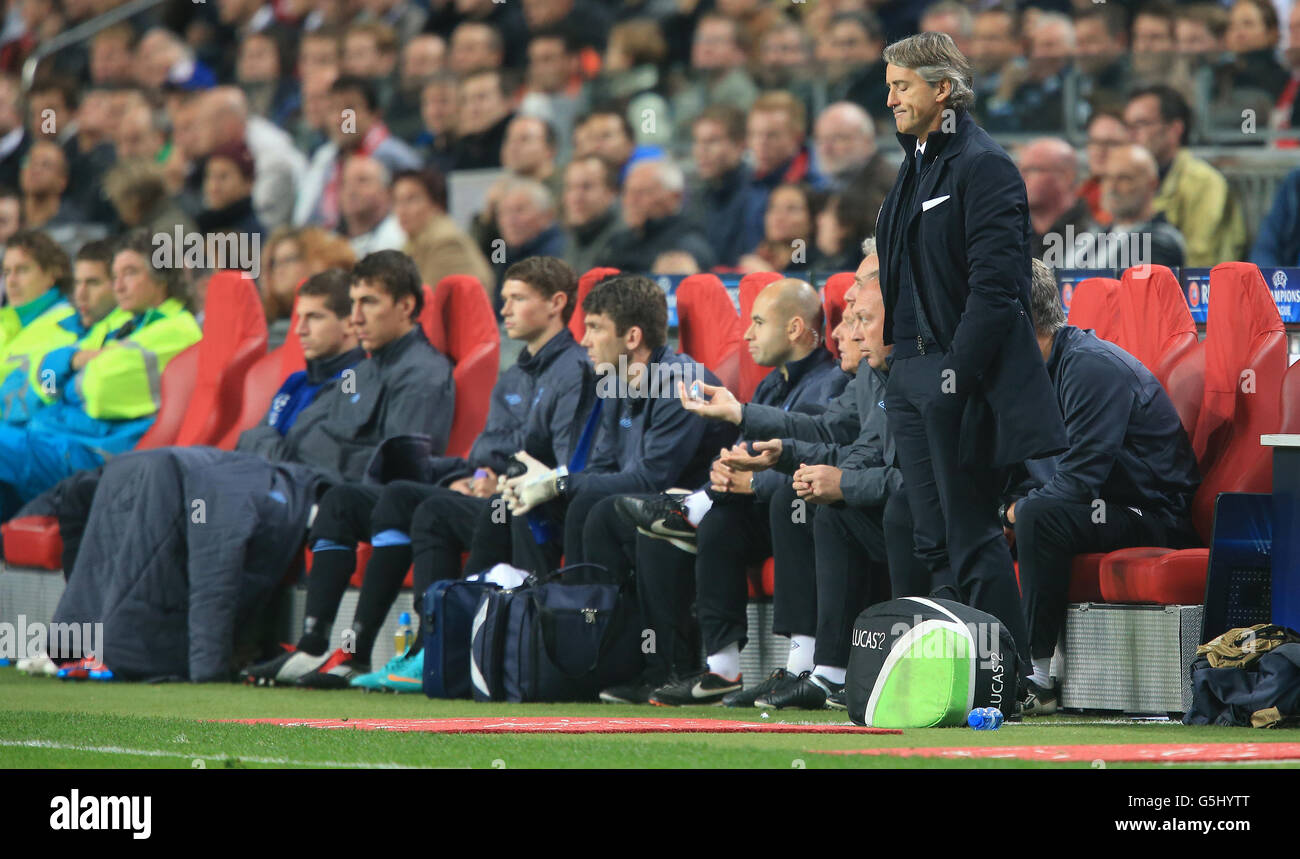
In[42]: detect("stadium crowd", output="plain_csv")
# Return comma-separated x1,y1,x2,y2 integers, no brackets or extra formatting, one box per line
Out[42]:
1,0,1298,713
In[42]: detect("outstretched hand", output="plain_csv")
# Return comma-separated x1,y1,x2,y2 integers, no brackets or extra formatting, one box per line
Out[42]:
678,381,743,425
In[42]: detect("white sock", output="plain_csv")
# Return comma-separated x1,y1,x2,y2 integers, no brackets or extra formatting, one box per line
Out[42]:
786,635,815,674
1031,657,1052,687
683,489,713,527
706,642,741,681
814,665,846,685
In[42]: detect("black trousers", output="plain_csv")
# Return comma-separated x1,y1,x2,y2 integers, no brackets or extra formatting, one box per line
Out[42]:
696,481,816,655
582,494,700,683
409,487,513,598
811,501,892,667
1015,496,1187,660
507,487,609,574
885,351,1031,664
882,489,932,599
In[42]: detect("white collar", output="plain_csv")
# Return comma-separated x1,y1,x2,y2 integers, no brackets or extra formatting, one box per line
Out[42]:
915,140,927,156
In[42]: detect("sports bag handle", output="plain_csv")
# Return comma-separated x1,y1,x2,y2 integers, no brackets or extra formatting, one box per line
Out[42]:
528,562,624,588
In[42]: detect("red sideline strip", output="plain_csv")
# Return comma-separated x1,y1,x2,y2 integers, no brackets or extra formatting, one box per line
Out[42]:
219,717,901,735
812,743,1300,762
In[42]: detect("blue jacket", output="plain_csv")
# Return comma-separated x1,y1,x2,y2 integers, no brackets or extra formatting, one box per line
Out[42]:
742,358,901,508
262,347,366,437
1250,166,1300,267
1019,326,1199,531
566,345,738,496
876,107,1067,468
744,347,849,500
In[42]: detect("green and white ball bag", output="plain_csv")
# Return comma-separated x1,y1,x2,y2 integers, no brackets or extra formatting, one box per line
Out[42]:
846,597,1021,728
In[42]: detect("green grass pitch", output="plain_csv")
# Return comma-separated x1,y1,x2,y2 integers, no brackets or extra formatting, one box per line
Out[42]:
1,669,1295,769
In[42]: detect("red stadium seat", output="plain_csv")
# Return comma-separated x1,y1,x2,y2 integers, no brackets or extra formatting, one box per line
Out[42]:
822,272,855,361
568,267,620,343
1065,277,1122,342
676,274,743,391
1099,263,1286,604
0,515,62,570
426,276,500,459
1115,264,1198,389
215,345,291,450
135,345,200,449
1279,358,1300,434
736,272,783,402
1162,341,1205,439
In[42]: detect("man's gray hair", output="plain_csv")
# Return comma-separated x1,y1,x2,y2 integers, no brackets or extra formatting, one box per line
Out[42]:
1029,258,1066,336
639,158,686,194
881,32,975,111
501,177,556,214
861,236,877,258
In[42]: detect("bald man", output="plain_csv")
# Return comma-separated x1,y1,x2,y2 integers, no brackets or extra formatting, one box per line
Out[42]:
1018,137,1091,266
1088,143,1187,269
588,277,848,705
813,102,878,191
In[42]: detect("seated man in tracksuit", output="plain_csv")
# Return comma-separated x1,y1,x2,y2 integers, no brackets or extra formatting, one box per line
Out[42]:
583,277,847,704
0,231,81,426
501,274,737,575
2,239,128,425
243,256,591,689
238,269,366,447
1012,259,1200,715
0,230,203,521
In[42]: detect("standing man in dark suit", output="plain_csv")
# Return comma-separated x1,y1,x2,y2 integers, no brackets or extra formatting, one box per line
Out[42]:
874,33,1067,670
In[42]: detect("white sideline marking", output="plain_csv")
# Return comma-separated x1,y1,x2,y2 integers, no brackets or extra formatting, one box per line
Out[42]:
0,739,437,769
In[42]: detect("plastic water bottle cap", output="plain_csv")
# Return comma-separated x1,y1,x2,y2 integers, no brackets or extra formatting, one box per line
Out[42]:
967,711,983,728
399,611,411,625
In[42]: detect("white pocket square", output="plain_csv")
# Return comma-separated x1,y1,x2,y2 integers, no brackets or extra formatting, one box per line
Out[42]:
921,195,951,211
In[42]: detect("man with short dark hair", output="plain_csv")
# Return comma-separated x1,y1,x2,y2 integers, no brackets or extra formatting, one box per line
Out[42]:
561,155,621,275
687,106,751,267
598,159,716,272
244,256,591,689
1123,85,1245,266
1011,259,1199,715
501,274,736,575
451,69,514,170
573,109,662,185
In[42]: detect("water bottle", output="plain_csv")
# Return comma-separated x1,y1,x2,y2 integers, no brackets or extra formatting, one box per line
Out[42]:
967,706,1004,731
394,612,414,657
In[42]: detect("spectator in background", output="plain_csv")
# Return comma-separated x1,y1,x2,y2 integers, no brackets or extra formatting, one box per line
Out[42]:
260,226,356,322
386,34,447,142
1089,143,1187,269
201,87,308,231
518,28,584,158
339,155,407,257
294,76,421,228
135,27,217,92
670,13,758,143
521,0,613,55
812,101,892,200
573,108,662,185
1215,0,1287,108
25,76,77,145
969,6,1021,124
495,179,565,304
290,28,343,155
357,0,428,46
985,12,1075,133
918,1,973,57
738,183,824,273
1175,4,1228,56
451,69,514,170
502,115,561,199
582,18,671,152
1079,110,1128,224
1073,4,1130,109
0,0,62,74
1124,85,1246,265
394,167,495,295
0,187,20,244
0,74,32,191
448,21,506,75
821,11,890,124
342,21,400,112
815,189,875,273
197,139,266,244
1270,7,1300,145
237,32,299,127
753,21,817,122
1250,166,1300,266
1130,1,1194,97
600,159,715,272
687,105,750,268
89,24,135,86
103,158,197,238
741,92,820,255
652,250,700,276
561,155,621,276
1018,137,1091,266
416,73,459,172
20,140,105,256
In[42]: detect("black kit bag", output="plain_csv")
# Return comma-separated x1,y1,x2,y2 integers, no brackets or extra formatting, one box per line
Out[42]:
846,597,1020,727
470,563,645,702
